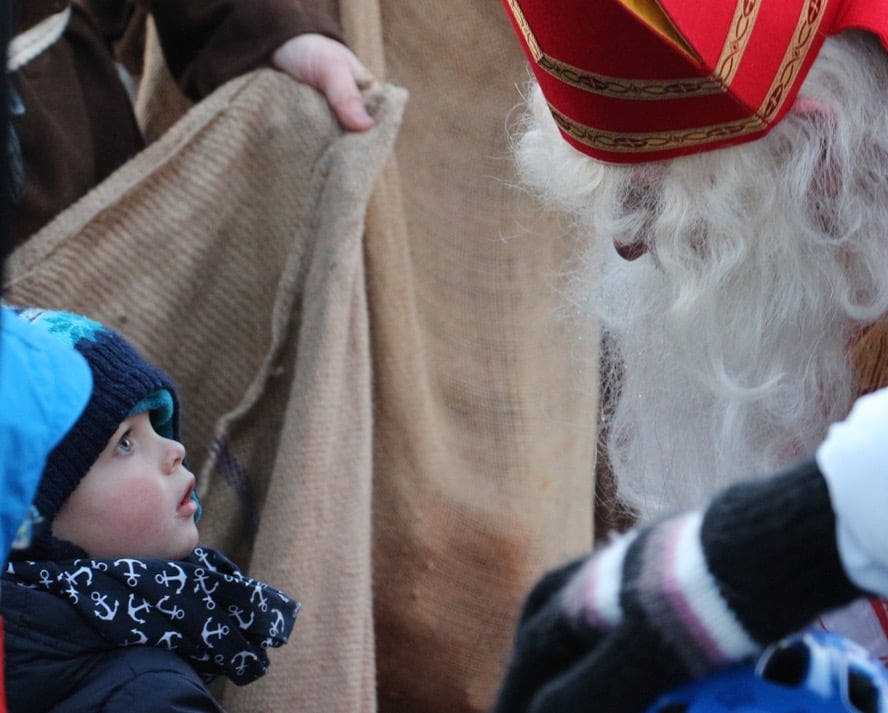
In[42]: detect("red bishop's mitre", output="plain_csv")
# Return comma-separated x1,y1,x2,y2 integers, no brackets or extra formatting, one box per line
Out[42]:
501,0,888,163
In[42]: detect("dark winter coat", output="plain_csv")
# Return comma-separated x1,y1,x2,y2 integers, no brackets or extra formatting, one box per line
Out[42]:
1,581,224,712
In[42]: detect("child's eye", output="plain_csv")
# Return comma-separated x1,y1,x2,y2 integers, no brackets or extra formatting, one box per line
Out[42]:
115,433,134,454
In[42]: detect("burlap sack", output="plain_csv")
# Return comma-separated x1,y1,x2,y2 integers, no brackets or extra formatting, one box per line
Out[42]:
5,68,405,713
141,6,604,707
8,2,602,710
342,2,602,711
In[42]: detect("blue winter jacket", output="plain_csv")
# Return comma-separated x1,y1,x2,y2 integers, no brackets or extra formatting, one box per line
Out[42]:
1,580,224,712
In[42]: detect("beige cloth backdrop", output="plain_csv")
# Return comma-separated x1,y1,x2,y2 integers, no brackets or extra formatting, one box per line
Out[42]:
5,2,600,711
340,2,600,711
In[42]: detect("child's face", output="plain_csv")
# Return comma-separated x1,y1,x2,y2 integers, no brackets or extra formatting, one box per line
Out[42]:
52,411,199,560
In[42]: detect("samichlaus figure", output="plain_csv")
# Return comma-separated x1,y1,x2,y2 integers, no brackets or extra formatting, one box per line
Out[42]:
493,1,888,711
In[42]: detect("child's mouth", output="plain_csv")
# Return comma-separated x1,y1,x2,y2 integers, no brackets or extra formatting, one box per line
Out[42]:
178,481,197,514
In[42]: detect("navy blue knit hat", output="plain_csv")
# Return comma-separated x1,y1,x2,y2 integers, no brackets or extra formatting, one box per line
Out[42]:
12,308,182,529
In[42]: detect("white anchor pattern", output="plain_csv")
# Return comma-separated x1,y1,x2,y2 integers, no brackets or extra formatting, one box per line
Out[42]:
5,547,300,684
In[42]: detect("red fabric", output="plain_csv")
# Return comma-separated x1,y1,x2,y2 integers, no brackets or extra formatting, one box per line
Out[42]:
834,0,888,49
500,0,888,163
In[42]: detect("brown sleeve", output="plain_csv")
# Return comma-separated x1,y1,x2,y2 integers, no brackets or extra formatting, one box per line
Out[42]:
75,0,135,38
133,0,344,100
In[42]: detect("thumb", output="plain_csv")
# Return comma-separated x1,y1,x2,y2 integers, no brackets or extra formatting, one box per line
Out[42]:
321,70,375,131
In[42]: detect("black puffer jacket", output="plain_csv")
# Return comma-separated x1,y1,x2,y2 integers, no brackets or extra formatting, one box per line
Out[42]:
2,580,223,712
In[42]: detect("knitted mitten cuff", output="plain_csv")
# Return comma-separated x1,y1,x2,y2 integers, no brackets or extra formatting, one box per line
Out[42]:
493,458,861,713
564,459,858,664
701,457,859,644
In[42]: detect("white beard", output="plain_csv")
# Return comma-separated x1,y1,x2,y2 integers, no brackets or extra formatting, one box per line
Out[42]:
512,32,888,521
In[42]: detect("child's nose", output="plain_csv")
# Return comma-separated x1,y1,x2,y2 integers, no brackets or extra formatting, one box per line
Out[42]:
164,438,186,473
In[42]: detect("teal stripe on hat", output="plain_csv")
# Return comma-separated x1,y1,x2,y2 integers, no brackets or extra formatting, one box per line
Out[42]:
127,389,175,439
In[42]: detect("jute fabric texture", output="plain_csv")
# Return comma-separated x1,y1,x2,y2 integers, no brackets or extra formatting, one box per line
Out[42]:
5,68,404,712
5,3,601,709
342,3,600,711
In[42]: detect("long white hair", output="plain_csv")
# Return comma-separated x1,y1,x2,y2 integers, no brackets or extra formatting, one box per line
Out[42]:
513,32,888,520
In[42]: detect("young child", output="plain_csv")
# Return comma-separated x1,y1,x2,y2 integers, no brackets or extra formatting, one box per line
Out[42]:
0,307,299,712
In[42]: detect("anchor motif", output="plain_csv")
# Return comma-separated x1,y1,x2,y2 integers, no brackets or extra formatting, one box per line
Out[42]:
59,566,93,603
193,568,218,594
273,589,292,604
231,650,259,676
127,593,152,624
269,608,286,637
91,591,120,621
114,559,148,587
38,569,52,588
60,580,79,603
201,617,231,648
61,565,93,589
157,630,183,649
156,595,185,620
250,582,268,612
193,548,218,573
194,568,218,609
228,604,255,630
124,629,148,646
155,562,187,594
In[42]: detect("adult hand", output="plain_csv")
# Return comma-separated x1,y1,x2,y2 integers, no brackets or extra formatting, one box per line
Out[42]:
271,33,376,132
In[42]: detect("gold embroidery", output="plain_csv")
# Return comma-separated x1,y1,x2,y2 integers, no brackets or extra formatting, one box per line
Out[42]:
507,0,827,155
756,0,827,122
550,105,764,154
504,0,543,62
504,0,761,100
537,54,722,99
714,0,760,88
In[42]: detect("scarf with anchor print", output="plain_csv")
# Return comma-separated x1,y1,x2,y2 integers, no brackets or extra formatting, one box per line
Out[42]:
4,546,299,685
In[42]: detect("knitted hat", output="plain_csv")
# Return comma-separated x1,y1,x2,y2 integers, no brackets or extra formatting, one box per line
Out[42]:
12,308,181,529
